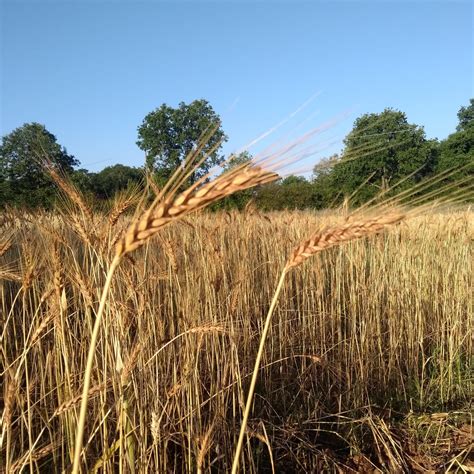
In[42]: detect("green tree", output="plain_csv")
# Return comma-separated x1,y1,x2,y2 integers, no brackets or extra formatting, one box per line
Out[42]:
456,98,474,132
223,150,253,171
329,109,436,204
437,99,474,181
137,99,227,185
0,122,78,208
71,168,96,196
255,175,319,211
280,175,320,209
311,154,342,208
91,164,143,199
437,130,473,173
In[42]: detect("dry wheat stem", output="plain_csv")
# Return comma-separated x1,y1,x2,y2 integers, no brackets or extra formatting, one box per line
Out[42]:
231,270,287,474
0,239,12,257
72,165,277,474
232,211,406,473
72,255,120,474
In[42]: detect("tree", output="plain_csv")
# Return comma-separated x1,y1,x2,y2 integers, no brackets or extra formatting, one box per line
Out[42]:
311,154,342,208
255,175,320,211
456,98,474,132
437,129,473,173
0,122,78,208
91,164,143,199
137,99,227,185
71,168,95,196
312,154,340,181
223,150,253,171
437,99,474,181
329,109,436,205
279,175,320,209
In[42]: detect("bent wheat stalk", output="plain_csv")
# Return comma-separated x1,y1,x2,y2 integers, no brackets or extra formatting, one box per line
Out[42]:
231,211,405,474
72,164,277,474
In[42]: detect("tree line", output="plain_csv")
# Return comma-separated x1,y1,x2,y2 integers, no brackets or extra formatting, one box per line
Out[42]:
0,99,472,210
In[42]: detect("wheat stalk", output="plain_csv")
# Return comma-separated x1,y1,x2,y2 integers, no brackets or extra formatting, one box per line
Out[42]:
231,210,406,473
197,423,214,474
107,189,141,230
0,269,22,282
72,163,278,474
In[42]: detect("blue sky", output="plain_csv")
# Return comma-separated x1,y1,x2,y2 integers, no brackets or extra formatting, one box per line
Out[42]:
1,1,472,173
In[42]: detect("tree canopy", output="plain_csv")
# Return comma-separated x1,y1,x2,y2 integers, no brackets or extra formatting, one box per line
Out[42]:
256,175,321,211
326,109,437,204
1,99,472,211
436,100,474,180
456,98,474,132
137,99,227,185
0,122,78,208
91,164,143,199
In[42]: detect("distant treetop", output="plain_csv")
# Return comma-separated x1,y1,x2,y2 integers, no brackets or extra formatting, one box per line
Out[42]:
0,122,78,207
136,99,228,186
456,98,474,132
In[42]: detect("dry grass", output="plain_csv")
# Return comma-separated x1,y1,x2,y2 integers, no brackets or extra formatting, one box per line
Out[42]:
1,206,472,472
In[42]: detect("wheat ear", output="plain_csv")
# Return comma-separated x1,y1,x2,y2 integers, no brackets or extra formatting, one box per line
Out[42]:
116,165,277,257
286,212,405,270
44,162,94,222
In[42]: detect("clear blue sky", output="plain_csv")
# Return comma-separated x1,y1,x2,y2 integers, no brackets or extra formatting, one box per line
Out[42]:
1,1,472,172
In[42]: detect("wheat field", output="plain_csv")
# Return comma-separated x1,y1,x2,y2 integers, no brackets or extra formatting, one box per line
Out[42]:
1,205,473,472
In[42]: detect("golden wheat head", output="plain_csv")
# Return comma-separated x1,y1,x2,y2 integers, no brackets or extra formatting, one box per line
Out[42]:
116,165,277,257
286,212,405,270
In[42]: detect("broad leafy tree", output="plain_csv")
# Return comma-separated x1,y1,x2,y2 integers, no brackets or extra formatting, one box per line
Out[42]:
311,154,342,207
0,122,78,207
256,175,320,211
137,99,227,185
71,168,95,196
456,98,474,132
437,99,474,180
91,164,143,199
223,150,253,171
329,109,437,204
